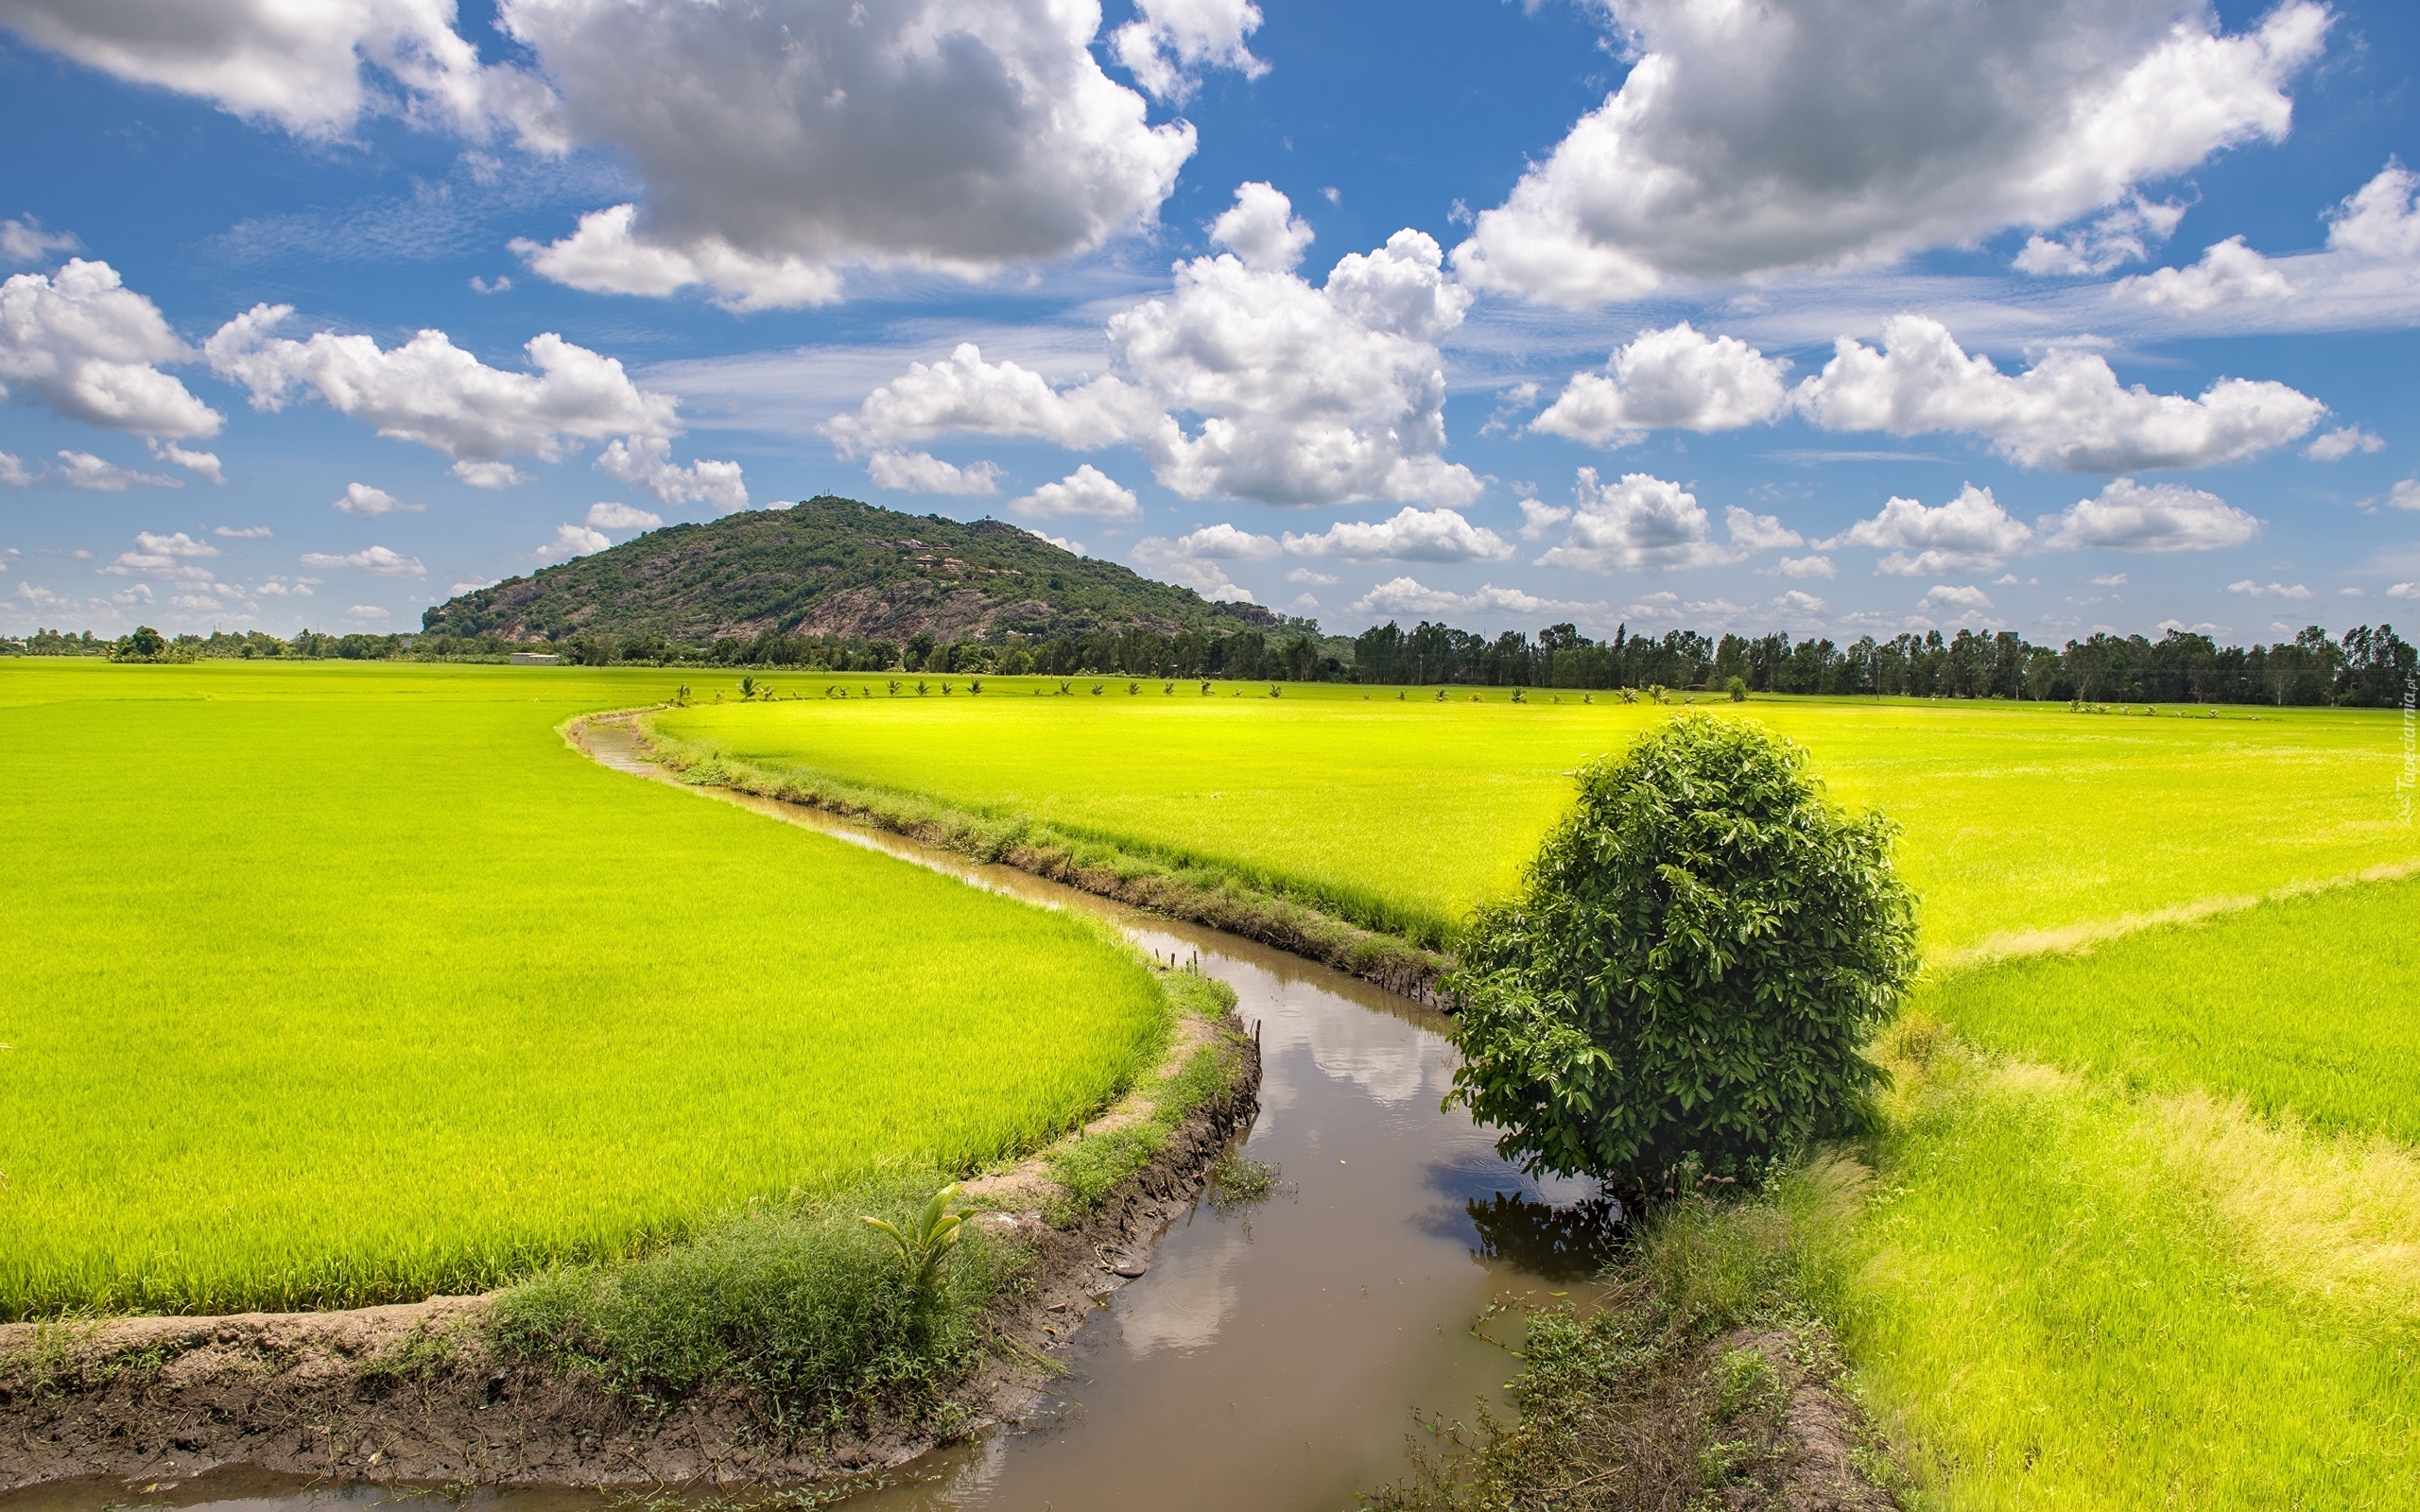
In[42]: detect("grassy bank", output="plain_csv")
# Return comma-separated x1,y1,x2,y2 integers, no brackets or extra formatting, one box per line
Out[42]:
0,661,1168,1318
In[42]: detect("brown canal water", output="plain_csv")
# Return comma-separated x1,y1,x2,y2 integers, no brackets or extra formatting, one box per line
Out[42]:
5,721,1615,1512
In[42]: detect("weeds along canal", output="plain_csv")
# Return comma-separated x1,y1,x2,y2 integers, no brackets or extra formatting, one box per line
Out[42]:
9,721,1612,1512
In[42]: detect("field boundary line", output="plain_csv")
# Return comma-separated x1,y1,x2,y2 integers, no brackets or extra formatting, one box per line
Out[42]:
584,710,1459,1008
1939,857,2420,973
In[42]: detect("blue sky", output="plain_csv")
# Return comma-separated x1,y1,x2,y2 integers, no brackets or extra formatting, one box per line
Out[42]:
3,0,2416,644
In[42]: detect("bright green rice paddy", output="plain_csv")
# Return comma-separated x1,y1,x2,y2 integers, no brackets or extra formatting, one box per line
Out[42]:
649,677,2411,957
651,674,2420,1511
0,661,1167,1318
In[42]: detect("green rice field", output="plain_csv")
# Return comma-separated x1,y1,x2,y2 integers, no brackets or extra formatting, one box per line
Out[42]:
0,661,1168,1318
651,674,2420,1511
649,679,2412,958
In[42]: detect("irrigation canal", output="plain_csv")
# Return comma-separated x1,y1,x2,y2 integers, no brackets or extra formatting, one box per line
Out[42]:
9,720,1611,1512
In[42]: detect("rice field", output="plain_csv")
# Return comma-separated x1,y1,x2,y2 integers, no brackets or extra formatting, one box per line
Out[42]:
652,675,2420,1511
648,678,2412,957
0,661,1168,1319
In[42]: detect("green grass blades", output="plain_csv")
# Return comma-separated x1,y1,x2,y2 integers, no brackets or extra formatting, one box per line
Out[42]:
647,680,2413,959
1837,1035,2420,1510
1918,875,2420,1143
0,661,1167,1319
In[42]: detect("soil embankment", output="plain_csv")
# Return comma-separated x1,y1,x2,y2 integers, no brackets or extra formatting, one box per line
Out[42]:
0,984,1259,1493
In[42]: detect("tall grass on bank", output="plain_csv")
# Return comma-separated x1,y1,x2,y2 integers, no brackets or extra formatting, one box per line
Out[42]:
648,681,2411,959
1836,1017,2420,1509
0,661,1167,1319
489,1169,1015,1435
1914,873,2420,1141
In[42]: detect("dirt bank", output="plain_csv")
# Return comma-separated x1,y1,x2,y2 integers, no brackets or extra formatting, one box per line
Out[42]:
0,980,1260,1495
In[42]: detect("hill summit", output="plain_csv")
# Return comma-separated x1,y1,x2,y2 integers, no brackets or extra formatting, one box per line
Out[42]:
420,497,1274,646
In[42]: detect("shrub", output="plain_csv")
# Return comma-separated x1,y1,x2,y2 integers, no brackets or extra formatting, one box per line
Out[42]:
1725,676,1748,701
1445,713,1916,1194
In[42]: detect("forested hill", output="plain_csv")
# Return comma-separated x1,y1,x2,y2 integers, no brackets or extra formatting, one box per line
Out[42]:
420,497,1274,645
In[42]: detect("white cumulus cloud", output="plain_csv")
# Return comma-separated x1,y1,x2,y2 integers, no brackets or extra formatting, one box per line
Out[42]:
2226,579,2310,600
1011,464,1140,521
1281,507,1512,563
1167,523,1281,559
1534,468,1734,572
1917,584,1994,617
57,450,177,490
834,186,1481,510
2014,197,2187,276
1791,314,2323,472
1349,576,1598,622
2307,427,2383,461
206,305,682,476
1206,180,1311,272
334,482,424,518
300,544,427,577
865,449,1003,497
2325,161,2420,260
1723,507,1802,554
1452,0,2328,304
0,0,547,142
2037,477,2261,552
0,450,32,486
586,501,663,530
534,523,612,563
102,531,221,581
503,0,1196,309
830,343,1153,454
1,260,222,438
0,215,79,265
2115,235,2295,312
1112,0,1267,104
595,435,747,512
1820,485,2034,576
1530,322,1789,448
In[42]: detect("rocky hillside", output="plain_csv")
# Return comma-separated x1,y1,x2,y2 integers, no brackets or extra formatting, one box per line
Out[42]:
421,497,1272,645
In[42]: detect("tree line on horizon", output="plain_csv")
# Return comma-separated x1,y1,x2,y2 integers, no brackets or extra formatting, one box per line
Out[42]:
11,616,2413,709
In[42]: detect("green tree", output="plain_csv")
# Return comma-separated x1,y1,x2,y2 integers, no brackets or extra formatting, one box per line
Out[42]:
114,626,166,661
1445,713,1917,1194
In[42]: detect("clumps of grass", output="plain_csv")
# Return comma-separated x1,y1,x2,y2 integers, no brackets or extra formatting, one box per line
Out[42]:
1206,1151,1284,1212
1043,970,1248,1222
486,1170,1020,1438
1368,1161,1894,1512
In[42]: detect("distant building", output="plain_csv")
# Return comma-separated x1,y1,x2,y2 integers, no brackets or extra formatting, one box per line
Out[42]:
508,652,561,666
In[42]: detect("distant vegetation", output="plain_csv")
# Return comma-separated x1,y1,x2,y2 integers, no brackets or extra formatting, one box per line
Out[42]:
11,494,2407,706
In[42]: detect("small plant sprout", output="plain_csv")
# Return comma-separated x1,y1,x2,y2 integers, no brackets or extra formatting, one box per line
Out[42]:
1164,681,1176,695
1129,680,1141,696
673,684,692,707
863,1182,968,1299
740,675,759,700
1059,680,1073,696
916,679,928,696
968,679,982,695
1201,681,1213,695
888,679,902,696
1270,684,1282,697
1092,681,1105,696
